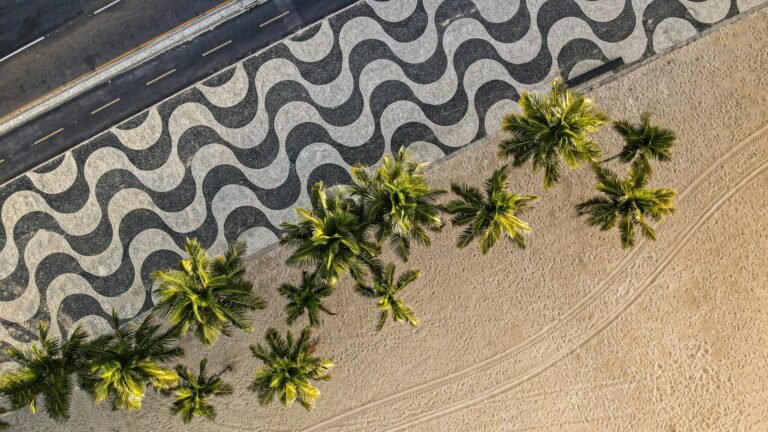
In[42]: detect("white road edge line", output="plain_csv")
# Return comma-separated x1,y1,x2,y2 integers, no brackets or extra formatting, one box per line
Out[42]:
90,98,120,115
146,68,177,86
33,128,64,145
0,0,271,137
0,37,45,64
93,0,121,15
202,40,232,57
259,11,290,28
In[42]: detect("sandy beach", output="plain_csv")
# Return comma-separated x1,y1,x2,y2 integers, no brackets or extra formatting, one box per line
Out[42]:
6,5,768,431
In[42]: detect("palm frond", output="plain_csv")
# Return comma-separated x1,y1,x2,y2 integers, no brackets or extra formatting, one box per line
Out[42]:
499,78,608,189
278,272,335,327
168,359,232,423
348,148,444,261
612,112,676,169
80,313,182,411
0,322,90,422
445,166,538,254
250,328,333,410
152,238,264,346
577,164,676,248
356,264,420,331
0,406,12,429
281,182,380,287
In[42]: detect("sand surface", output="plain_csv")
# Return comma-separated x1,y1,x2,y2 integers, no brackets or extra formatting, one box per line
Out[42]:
6,6,768,432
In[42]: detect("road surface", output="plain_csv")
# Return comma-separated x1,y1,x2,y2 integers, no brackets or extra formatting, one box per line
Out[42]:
0,0,356,184
0,0,225,116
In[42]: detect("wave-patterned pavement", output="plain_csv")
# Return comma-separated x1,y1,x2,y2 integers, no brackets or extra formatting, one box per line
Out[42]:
0,0,763,346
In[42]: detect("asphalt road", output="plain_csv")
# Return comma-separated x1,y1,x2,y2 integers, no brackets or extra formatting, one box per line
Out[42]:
0,0,225,117
0,0,356,184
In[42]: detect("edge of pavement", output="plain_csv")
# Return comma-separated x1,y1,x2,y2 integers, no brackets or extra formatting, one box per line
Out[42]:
436,1,768,168
1,0,766,190
244,0,768,263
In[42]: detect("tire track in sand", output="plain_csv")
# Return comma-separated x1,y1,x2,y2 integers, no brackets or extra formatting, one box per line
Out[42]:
383,129,768,431
302,123,768,432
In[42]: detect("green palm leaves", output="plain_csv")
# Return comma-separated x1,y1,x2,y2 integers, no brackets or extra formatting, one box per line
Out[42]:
0,322,89,421
497,79,677,248
249,327,333,410
499,78,608,189
281,182,381,287
350,148,444,261
279,271,335,327
355,263,420,331
0,406,10,429
444,165,538,254
279,150,444,328
577,162,676,248
152,239,265,346
166,359,233,423
610,112,676,171
80,313,183,411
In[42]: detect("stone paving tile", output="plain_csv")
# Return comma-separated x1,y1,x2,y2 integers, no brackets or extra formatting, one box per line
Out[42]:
0,0,764,345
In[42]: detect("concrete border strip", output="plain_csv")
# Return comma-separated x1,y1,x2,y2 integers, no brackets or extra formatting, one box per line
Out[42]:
0,0,265,137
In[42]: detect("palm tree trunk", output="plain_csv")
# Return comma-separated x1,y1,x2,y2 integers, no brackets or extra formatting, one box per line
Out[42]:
212,365,233,379
599,153,622,164
319,304,337,316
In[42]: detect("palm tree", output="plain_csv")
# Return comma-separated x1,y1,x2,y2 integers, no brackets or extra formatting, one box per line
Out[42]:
355,263,420,331
576,161,676,248
499,78,608,189
349,148,445,261
249,327,333,410
278,271,336,327
281,182,381,287
165,359,233,423
443,165,538,254
152,238,265,346
0,406,11,429
603,112,676,172
79,313,183,411
0,322,89,421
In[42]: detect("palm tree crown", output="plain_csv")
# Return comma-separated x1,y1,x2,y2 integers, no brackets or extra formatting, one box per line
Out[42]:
0,406,11,429
249,327,333,410
165,358,233,423
349,148,444,261
499,78,608,189
576,161,676,248
610,112,676,171
0,322,89,421
444,165,538,254
355,263,420,331
152,238,265,346
80,313,183,411
281,182,381,287
278,271,335,327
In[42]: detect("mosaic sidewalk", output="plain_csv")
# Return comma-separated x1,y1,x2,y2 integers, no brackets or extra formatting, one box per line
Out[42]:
0,0,764,345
